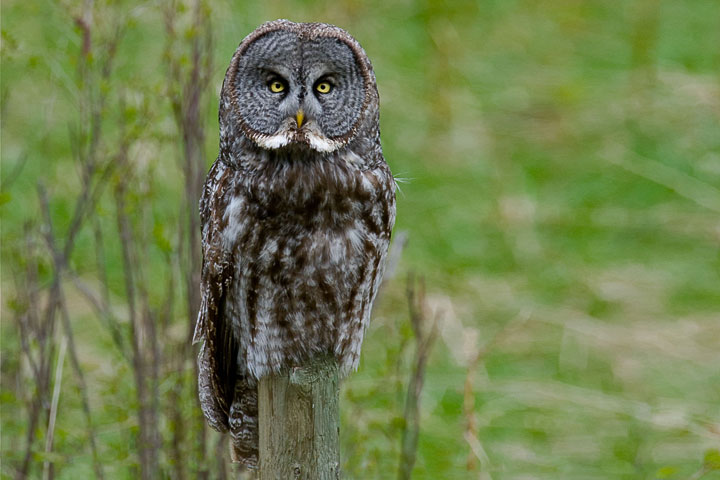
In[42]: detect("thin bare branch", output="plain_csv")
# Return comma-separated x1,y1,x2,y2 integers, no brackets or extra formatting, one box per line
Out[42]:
463,310,531,474
398,273,439,480
68,273,128,360
38,181,107,480
604,145,720,214
42,336,67,480
114,180,158,479
58,293,106,480
0,152,30,191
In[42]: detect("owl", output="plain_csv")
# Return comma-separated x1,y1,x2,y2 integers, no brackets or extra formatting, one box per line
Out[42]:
193,20,396,468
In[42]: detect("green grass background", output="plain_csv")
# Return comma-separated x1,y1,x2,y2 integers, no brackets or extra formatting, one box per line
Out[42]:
2,0,720,478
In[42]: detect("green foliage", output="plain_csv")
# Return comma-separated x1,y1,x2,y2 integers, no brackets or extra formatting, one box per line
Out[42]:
2,0,720,479
705,449,720,471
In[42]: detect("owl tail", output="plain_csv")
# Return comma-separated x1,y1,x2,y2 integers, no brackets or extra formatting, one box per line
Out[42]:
228,377,259,469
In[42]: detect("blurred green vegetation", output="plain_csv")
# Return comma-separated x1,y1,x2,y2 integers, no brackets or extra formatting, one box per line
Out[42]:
2,0,720,479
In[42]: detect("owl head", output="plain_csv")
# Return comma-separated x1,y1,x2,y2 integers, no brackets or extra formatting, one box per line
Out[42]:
219,20,379,156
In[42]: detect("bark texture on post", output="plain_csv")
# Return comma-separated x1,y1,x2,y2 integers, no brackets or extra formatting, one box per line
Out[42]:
258,356,340,480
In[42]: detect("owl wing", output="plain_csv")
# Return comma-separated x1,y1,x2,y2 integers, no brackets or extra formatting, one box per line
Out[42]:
194,159,238,433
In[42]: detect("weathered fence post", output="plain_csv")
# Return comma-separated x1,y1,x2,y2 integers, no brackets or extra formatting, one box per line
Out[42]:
258,355,340,479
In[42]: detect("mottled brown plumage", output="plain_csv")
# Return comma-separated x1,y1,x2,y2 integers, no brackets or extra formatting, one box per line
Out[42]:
194,20,395,468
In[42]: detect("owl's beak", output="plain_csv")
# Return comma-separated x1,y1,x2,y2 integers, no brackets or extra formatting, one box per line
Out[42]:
295,109,305,128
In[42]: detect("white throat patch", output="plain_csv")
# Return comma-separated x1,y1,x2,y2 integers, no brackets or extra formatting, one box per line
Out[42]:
254,132,292,150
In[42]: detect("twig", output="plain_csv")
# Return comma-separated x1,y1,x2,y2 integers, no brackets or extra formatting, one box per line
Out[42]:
114,180,159,480
13,230,45,480
398,273,438,480
0,152,29,191
39,184,106,480
43,335,67,480
15,189,63,480
15,227,42,381
58,293,105,480
168,373,188,480
68,272,128,360
463,360,480,473
688,466,711,480
463,431,491,480
463,310,531,474
163,2,214,476
164,0,212,344
605,146,720,214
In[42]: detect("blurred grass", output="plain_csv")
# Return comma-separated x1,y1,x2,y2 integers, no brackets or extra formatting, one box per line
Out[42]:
2,0,720,479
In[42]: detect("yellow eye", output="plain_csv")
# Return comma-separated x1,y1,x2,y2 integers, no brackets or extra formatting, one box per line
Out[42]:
315,81,332,94
269,81,285,93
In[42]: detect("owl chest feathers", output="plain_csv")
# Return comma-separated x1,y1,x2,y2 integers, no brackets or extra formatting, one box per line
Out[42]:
214,149,394,378
220,149,388,251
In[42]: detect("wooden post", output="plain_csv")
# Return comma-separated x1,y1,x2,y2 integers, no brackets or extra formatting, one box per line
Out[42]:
258,355,340,480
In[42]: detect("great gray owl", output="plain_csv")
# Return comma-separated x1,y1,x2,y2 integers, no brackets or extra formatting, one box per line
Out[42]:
193,19,396,468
